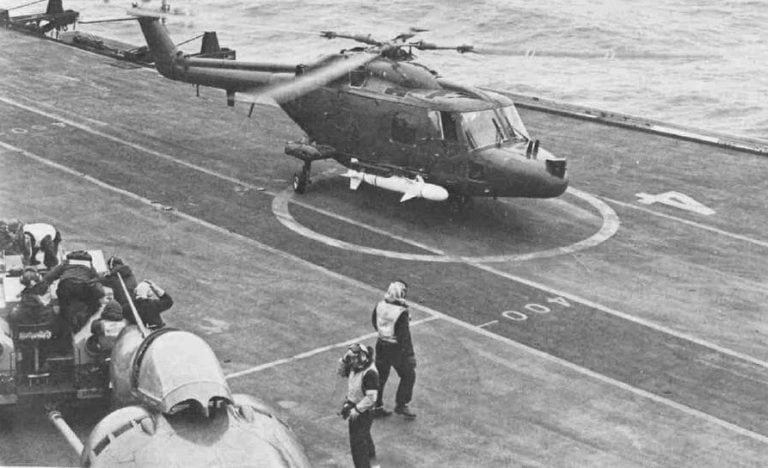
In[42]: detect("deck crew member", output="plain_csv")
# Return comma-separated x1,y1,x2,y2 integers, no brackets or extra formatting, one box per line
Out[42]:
9,268,65,369
18,222,61,268
128,279,173,328
100,256,137,312
371,280,417,419
9,267,56,327
43,251,104,331
338,343,380,468
90,296,127,354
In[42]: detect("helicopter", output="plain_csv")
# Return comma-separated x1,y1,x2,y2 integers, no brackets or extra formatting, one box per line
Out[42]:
129,6,568,207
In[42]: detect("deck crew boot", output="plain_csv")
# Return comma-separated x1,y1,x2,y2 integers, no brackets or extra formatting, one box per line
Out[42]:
372,404,392,418
394,404,416,420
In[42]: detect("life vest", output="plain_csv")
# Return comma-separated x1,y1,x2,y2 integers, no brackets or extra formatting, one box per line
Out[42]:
375,301,407,344
97,319,127,351
346,362,378,405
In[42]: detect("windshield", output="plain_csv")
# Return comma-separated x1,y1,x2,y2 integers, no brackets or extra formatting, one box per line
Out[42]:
460,110,505,149
500,105,529,139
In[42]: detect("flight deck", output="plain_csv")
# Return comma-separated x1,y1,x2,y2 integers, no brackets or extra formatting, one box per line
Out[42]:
1,26,768,467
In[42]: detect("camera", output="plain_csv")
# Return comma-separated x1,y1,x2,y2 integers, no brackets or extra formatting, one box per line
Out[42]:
340,401,355,420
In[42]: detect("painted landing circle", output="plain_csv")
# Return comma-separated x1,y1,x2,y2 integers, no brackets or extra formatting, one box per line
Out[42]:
272,186,620,263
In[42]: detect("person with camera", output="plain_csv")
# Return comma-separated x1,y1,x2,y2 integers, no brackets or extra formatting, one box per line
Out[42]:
337,343,380,468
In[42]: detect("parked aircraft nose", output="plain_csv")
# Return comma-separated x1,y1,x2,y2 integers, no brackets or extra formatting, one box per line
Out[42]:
477,144,568,198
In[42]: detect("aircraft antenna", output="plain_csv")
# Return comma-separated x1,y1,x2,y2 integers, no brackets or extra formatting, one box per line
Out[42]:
78,17,137,24
116,271,149,337
6,0,46,11
175,33,205,47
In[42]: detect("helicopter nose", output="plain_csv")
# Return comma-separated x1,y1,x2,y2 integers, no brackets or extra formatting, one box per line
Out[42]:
479,144,568,198
537,147,568,181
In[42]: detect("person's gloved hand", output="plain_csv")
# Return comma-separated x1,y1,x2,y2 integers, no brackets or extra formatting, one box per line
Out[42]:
146,280,165,297
348,407,360,421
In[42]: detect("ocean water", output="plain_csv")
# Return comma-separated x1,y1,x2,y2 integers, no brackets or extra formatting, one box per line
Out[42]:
15,0,768,139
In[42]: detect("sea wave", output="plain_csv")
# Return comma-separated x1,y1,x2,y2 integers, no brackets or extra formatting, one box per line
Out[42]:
50,0,768,139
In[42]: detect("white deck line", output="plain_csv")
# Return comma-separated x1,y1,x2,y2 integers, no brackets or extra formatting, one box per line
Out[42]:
3,140,768,445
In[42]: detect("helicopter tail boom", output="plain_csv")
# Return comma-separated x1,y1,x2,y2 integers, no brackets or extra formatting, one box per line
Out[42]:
134,16,180,79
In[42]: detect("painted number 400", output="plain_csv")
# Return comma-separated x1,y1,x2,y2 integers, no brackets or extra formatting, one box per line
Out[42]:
502,296,571,322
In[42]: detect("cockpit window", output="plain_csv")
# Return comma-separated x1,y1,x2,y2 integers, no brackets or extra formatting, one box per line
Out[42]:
460,110,505,149
500,105,529,139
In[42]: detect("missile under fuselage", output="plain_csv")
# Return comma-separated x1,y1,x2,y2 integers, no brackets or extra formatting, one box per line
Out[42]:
343,170,449,202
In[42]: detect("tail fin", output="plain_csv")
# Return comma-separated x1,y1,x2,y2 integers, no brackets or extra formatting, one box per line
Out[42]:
129,11,179,78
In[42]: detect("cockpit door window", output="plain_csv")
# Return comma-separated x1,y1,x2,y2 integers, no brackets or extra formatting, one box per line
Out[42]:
391,113,417,144
440,111,458,141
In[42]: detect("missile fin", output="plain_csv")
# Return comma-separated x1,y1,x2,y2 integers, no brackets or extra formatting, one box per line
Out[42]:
400,181,421,202
343,170,363,190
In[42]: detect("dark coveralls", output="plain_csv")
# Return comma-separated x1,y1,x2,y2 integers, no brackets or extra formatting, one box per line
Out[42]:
100,263,137,313
371,300,416,409
346,366,379,468
43,261,104,331
8,283,57,327
125,293,173,328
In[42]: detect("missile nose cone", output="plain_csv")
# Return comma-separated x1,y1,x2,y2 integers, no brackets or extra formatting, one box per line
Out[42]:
421,184,449,202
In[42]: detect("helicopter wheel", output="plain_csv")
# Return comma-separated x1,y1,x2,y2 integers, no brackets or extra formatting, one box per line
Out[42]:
293,162,312,194
292,172,307,194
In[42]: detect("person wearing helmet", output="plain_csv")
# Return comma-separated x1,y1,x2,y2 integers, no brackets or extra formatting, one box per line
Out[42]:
337,343,380,468
8,267,56,327
371,280,417,419
126,279,173,328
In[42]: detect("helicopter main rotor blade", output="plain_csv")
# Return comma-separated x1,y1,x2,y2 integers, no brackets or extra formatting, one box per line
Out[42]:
408,40,474,54
248,52,378,105
466,46,716,60
320,31,382,46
